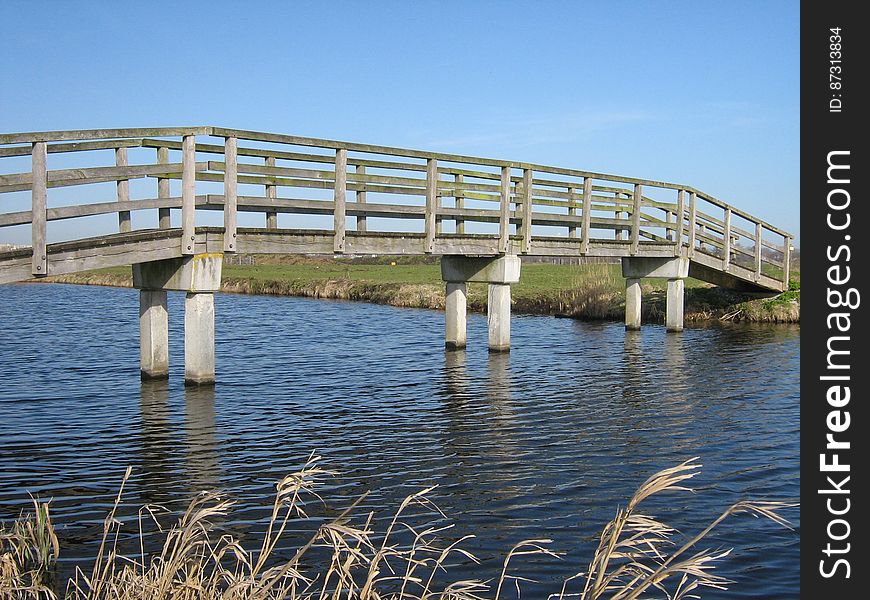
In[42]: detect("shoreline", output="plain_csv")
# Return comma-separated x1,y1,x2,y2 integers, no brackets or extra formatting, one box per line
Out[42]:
33,267,800,325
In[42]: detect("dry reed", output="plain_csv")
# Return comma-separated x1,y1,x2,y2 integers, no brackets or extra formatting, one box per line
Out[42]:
2,457,795,600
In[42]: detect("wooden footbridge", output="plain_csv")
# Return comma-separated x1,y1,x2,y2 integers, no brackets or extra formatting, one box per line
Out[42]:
0,127,792,383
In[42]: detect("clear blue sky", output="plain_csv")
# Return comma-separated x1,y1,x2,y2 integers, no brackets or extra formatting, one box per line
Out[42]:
1,0,799,243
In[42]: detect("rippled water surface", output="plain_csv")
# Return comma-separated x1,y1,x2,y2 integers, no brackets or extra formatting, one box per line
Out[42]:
0,283,799,598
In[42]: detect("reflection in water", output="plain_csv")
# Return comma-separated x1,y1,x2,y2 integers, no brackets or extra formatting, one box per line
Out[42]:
138,379,175,506
183,385,220,492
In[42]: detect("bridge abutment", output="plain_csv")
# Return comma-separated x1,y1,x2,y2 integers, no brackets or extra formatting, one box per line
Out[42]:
133,253,223,385
441,255,521,352
621,257,689,332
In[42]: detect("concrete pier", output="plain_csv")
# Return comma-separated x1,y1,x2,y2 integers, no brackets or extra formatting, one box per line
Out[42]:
184,292,216,386
625,278,642,331
445,282,467,349
441,255,520,351
487,283,511,352
133,253,223,385
621,256,689,332
139,290,168,379
666,278,685,332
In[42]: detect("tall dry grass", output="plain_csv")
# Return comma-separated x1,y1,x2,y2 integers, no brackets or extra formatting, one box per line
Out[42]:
1,457,794,600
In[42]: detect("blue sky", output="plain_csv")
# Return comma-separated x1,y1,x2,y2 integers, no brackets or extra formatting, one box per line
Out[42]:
1,0,799,243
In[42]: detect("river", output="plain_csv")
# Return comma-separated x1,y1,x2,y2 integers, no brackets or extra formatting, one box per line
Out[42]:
0,283,799,598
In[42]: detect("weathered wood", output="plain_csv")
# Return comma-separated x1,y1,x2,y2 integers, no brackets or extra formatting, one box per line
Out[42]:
425,158,438,252
722,208,732,269
355,164,367,232
754,222,763,280
115,147,132,233
181,135,197,255
0,162,199,192
333,148,347,252
520,169,533,253
567,186,577,238
580,176,593,254
264,156,278,229
499,166,511,253
783,235,792,288
454,174,465,234
223,137,238,252
0,127,211,145
630,184,642,255
157,147,171,228
31,142,47,275
687,192,697,258
674,190,685,256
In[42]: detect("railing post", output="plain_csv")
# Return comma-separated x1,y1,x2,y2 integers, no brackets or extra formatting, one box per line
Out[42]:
615,192,624,241
580,176,592,254
783,235,792,290
722,207,732,269
454,173,465,234
425,158,437,252
156,147,171,229
264,156,278,229
630,184,642,255
223,136,237,252
674,189,685,256
181,134,196,255
687,192,697,257
567,186,577,238
31,141,47,276
520,168,533,253
754,222,763,280
356,164,367,232
499,166,511,254
115,147,131,233
334,148,347,253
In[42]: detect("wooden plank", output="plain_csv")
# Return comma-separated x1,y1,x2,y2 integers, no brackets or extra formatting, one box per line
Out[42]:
614,193,624,241
31,142,47,275
630,184,642,255
425,158,437,252
687,191,697,258
520,169,533,253
499,166,511,253
0,162,195,192
722,207,732,268
0,138,145,158
181,135,196,255
115,147,132,232
223,137,238,252
334,148,347,252
0,126,211,145
580,176,593,254
356,164,367,232
454,174,464,234
674,189,685,256
264,156,278,229
157,147,171,228
783,235,792,289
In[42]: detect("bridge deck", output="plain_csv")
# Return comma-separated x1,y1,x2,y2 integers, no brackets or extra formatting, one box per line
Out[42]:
0,127,791,292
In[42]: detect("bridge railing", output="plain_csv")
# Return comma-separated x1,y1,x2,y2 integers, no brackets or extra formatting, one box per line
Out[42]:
0,127,792,288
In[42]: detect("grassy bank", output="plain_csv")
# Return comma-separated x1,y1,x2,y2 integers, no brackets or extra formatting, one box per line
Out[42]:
39,257,800,324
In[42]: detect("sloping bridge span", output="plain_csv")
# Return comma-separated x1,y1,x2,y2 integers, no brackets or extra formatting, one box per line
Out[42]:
0,127,793,382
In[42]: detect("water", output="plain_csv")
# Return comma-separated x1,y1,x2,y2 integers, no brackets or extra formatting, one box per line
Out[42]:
0,283,799,598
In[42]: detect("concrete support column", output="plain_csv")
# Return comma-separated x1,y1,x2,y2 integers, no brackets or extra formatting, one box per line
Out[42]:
184,292,215,386
487,283,511,352
666,278,685,332
139,290,169,379
445,282,467,349
625,278,642,330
